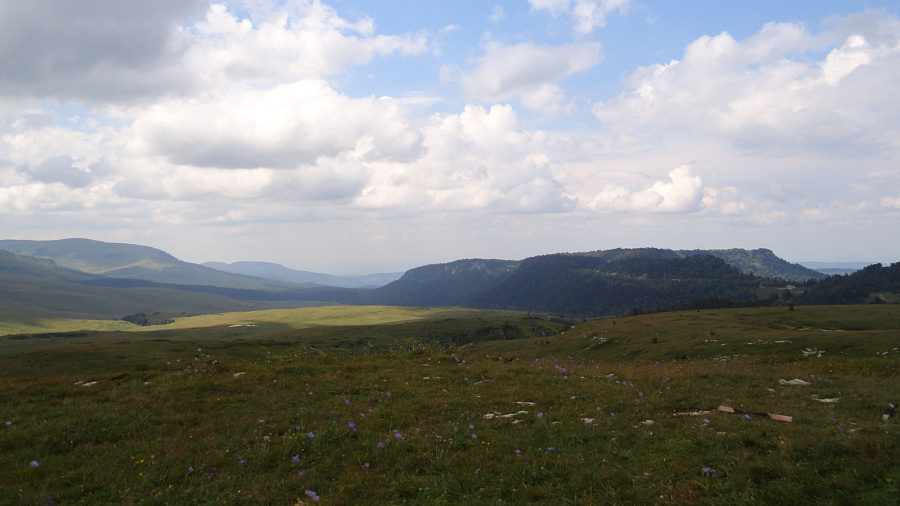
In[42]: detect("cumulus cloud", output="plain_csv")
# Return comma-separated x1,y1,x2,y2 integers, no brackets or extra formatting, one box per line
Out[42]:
185,2,428,87
0,0,428,102
18,155,93,188
583,165,705,213
126,80,423,169
529,0,630,34
357,104,574,213
593,11,900,157
458,40,601,114
0,0,208,101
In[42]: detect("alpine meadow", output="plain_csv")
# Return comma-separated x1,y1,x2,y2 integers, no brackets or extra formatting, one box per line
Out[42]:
3,0,900,504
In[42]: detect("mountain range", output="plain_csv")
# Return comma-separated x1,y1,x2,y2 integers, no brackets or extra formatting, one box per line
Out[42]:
0,238,893,320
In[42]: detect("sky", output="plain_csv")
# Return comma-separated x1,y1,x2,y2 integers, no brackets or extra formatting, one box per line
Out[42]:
1,0,899,274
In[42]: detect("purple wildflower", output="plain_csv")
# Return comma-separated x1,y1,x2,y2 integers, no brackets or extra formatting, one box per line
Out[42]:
297,469,308,478
307,432,315,438
742,414,752,420
386,392,391,398
469,424,474,429
263,435,270,441
471,433,477,439
239,459,246,465
258,419,265,423
515,449,521,454
363,462,370,469
377,442,385,448
344,399,350,404
292,455,301,463
187,466,194,473
394,432,404,440
537,412,543,418
304,490,320,502
701,467,718,478
30,460,39,468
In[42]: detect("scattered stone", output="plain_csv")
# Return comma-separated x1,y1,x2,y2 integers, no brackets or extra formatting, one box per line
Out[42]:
779,379,809,386
718,405,792,423
672,410,711,416
884,403,896,422
233,372,246,378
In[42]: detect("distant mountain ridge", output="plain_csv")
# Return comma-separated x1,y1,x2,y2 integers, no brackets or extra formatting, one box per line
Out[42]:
367,252,769,316
203,261,401,288
0,249,282,318
368,259,520,307
1,238,886,320
0,238,315,291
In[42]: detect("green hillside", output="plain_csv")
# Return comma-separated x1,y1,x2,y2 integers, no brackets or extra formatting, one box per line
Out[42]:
681,248,826,281
0,249,98,282
0,273,291,319
367,258,519,306
0,238,312,291
473,254,761,316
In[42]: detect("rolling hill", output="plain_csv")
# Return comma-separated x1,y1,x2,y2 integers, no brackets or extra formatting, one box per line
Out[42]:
0,238,316,291
1,238,894,320
203,261,401,288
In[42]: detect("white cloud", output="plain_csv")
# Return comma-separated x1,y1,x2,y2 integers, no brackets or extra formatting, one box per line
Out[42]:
186,2,428,87
593,11,900,157
529,0,630,34
0,1,429,102
490,6,505,24
0,0,208,101
582,165,705,213
18,155,94,188
458,40,601,114
357,104,574,213
126,80,423,169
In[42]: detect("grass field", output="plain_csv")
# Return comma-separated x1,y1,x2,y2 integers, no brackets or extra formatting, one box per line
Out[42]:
1,305,898,504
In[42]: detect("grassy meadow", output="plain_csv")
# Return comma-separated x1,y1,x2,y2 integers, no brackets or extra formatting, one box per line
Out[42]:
1,305,899,504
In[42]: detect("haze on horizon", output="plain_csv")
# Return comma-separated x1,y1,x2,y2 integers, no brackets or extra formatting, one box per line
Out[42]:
1,1,898,275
